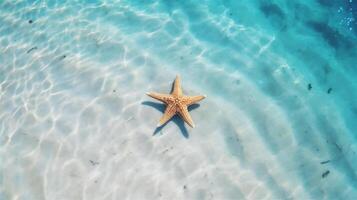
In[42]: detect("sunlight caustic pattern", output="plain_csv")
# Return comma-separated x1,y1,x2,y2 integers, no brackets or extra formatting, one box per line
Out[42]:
0,0,356,200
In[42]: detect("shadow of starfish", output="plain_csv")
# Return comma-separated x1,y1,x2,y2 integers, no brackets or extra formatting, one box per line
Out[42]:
141,101,200,138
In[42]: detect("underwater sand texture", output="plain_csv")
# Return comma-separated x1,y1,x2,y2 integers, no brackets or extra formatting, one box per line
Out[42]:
0,0,357,200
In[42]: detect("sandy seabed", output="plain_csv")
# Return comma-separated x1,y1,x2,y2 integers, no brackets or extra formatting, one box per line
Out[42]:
1,0,357,200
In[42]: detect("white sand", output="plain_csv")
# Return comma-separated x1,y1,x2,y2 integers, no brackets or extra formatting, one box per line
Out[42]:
1,1,357,200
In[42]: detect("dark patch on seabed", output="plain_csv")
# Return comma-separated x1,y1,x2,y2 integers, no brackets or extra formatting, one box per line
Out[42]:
89,160,99,166
306,20,354,50
27,46,37,53
316,0,334,7
320,160,330,164
259,2,286,29
322,170,330,178
307,83,312,91
327,88,332,94
259,2,285,18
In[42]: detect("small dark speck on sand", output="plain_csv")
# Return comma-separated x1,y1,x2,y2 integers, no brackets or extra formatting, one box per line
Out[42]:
320,160,330,164
183,185,187,190
322,170,330,178
113,90,116,93
27,46,37,53
89,160,99,166
29,20,33,24
61,55,66,59
327,88,332,94
308,83,312,90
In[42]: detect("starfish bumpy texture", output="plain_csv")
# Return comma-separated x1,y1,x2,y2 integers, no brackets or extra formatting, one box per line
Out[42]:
146,75,206,128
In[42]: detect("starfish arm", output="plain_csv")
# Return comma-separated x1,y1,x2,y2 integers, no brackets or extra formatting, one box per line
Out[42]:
158,104,176,127
172,75,182,96
178,105,195,128
183,95,206,105
146,92,172,104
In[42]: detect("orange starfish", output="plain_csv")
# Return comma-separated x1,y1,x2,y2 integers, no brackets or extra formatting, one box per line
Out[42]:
146,75,206,128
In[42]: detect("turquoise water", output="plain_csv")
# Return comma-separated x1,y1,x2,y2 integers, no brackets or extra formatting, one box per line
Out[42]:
0,0,356,199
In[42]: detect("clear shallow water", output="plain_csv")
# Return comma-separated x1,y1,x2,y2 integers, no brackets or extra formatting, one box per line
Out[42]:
0,0,356,199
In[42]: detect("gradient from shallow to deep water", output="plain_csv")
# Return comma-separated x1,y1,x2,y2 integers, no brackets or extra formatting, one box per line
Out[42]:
0,0,356,199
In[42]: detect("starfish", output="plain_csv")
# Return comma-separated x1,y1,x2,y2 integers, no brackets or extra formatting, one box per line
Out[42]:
146,75,206,128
